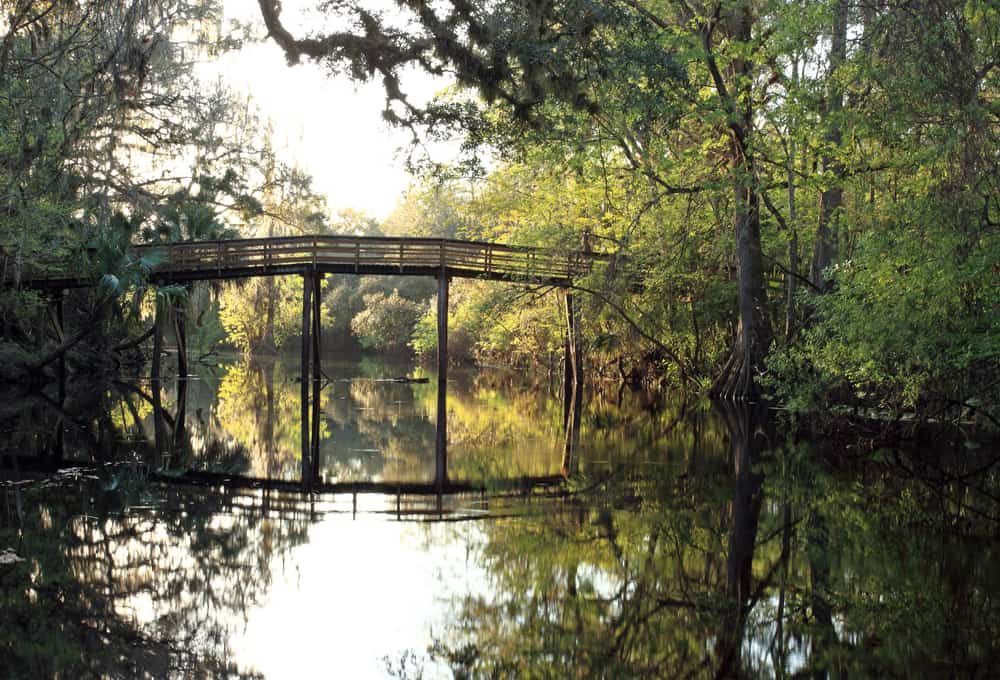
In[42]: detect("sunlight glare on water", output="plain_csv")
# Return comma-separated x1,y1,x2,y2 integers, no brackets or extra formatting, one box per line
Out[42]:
230,504,488,679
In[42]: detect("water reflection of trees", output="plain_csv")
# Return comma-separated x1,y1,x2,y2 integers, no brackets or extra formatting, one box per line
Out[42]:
427,404,1000,678
213,358,303,478
1,472,312,678
6,366,1000,677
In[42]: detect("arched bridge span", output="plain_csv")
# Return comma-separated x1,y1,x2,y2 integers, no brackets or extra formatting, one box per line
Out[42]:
13,235,609,289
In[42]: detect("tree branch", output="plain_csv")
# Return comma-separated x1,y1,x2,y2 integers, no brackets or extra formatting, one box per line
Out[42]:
564,281,690,382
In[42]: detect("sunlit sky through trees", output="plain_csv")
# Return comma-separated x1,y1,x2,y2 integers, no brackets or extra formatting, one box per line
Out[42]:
202,0,456,220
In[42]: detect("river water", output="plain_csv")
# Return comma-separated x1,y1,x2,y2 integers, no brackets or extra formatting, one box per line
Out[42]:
1,354,998,678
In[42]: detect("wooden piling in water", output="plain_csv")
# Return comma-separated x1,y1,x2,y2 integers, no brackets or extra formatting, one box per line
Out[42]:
152,296,162,384
300,273,312,486
563,300,572,429
311,272,323,478
435,274,449,488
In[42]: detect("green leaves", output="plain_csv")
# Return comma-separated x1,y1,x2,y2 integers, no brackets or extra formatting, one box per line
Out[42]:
351,290,425,352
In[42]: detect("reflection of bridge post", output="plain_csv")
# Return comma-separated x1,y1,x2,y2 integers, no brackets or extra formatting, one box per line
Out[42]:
172,372,187,454
435,274,449,489
151,297,166,466
174,301,187,379
263,359,276,480
562,293,582,477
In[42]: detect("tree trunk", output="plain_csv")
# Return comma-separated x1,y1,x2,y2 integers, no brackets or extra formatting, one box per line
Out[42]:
712,184,772,400
709,0,773,400
786,53,800,341
810,0,848,291
27,325,93,375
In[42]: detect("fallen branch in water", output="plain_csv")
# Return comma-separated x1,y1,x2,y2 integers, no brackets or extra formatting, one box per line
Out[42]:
112,325,156,353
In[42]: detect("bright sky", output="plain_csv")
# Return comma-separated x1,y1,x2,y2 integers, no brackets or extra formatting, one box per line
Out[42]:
204,1,456,221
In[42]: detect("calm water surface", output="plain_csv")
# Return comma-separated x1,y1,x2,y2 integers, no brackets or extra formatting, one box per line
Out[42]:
1,355,998,678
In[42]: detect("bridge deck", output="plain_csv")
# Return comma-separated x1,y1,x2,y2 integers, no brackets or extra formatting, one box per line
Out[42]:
9,235,609,289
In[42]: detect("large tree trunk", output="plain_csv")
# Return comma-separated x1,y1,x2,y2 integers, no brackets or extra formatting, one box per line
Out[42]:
713,187,772,399
709,1,773,400
810,0,848,291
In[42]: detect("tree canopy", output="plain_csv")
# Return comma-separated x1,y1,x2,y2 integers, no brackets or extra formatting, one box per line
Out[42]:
252,0,999,415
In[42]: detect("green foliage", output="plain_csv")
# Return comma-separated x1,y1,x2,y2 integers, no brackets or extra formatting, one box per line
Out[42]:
323,274,435,349
141,174,248,243
381,181,471,238
761,0,1000,417
769,205,1000,414
218,276,310,353
350,290,425,352
409,308,438,360
189,299,227,358
0,0,335,367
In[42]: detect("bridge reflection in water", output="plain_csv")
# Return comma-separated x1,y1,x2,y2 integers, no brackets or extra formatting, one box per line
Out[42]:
5,355,588,517
11,235,601,490
144,359,582,502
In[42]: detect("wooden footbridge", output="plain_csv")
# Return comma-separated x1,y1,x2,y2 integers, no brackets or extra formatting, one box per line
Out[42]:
9,235,598,489
11,235,608,289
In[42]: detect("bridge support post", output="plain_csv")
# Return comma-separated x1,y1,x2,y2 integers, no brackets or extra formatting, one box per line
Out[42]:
171,299,188,454
152,295,162,384
562,292,582,477
435,274,449,489
311,272,323,480
49,290,66,402
562,304,572,429
300,273,312,486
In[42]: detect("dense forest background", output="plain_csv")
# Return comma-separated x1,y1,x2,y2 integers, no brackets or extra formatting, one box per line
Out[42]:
0,0,996,424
